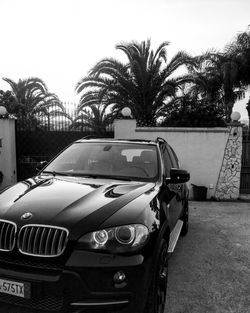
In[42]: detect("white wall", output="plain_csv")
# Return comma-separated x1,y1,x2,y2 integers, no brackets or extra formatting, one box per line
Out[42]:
0,119,17,189
114,119,230,198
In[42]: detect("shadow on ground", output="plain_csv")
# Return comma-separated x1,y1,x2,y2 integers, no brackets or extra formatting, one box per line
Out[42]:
165,201,250,313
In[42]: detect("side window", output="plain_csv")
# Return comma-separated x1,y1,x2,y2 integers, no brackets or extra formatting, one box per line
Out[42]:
161,145,172,177
167,145,179,169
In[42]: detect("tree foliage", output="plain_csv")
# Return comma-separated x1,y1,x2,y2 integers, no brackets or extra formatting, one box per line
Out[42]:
2,32,249,130
76,40,195,126
2,77,67,129
225,31,250,87
160,93,226,127
185,31,250,122
0,90,16,114
71,105,115,134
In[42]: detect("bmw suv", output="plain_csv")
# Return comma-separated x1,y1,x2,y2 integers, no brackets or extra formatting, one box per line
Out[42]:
0,137,190,313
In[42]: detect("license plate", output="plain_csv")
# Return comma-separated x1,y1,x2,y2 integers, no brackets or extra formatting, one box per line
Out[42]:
0,278,30,298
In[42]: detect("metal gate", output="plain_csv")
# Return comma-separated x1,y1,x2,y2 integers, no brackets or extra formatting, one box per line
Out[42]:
14,106,115,181
16,129,114,181
240,130,250,194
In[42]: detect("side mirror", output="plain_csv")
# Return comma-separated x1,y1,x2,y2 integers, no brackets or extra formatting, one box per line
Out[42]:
35,161,48,172
167,168,190,184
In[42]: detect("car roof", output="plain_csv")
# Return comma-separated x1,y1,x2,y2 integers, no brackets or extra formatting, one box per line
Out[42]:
75,137,161,145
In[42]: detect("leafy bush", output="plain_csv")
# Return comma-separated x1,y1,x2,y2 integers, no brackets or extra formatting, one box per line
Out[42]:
160,96,226,127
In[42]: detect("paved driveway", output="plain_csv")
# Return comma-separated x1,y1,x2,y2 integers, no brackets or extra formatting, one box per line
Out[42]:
166,201,250,313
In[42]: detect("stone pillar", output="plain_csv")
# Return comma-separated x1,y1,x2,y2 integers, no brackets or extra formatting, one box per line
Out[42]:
214,123,242,200
0,118,17,189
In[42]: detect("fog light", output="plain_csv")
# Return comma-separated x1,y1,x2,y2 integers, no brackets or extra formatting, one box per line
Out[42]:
113,271,126,283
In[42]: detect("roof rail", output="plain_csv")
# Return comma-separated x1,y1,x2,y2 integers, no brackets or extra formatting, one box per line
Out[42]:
155,137,166,144
81,135,108,140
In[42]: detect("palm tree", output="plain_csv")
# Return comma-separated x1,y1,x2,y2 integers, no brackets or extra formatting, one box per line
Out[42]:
71,105,115,134
2,77,67,129
33,93,70,130
75,40,195,126
188,36,249,122
224,30,250,120
225,30,250,88
189,52,222,98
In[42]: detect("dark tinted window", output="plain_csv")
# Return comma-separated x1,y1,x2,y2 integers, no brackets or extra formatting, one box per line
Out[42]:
44,142,159,181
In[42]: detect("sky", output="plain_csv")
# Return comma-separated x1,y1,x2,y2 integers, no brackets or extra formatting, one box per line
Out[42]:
0,0,249,118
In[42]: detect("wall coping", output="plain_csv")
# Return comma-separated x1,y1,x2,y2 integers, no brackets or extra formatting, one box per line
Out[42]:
0,117,16,121
135,127,230,133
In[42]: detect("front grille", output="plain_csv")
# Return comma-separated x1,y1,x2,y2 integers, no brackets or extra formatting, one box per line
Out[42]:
0,293,64,312
18,225,69,257
0,252,65,271
0,219,17,252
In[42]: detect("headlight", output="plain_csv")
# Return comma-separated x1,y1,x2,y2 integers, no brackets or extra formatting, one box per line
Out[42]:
78,224,149,254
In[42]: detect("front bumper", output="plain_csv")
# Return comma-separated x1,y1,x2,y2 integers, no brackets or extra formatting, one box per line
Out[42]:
0,250,153,313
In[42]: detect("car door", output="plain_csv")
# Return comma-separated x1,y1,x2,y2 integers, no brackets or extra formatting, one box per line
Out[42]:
160,144,182,230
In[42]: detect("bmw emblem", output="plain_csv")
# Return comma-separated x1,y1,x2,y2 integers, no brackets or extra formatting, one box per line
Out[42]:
21,212,33,220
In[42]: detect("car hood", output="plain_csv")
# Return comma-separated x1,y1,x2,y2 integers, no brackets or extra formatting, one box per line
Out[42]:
0,175,155,239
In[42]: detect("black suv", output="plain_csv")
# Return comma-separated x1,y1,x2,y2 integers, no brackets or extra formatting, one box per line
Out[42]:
0,137,189,313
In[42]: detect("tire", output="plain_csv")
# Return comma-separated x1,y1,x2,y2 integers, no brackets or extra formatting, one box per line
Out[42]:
180,200,189,236
144,239,168,313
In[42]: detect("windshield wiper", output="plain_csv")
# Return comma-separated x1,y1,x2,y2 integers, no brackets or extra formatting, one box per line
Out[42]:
41,171,132,181
41,171,73,177
89,174,132,181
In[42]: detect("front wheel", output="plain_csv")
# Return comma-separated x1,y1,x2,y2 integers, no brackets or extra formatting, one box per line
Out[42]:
144,239,168,313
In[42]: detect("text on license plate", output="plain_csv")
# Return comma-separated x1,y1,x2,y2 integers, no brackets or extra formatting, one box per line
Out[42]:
0,278,29,298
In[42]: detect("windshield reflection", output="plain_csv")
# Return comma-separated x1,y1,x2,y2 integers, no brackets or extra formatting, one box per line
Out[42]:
43,142,159,182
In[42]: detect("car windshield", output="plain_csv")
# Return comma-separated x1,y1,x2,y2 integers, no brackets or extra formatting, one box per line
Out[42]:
43,142,159,181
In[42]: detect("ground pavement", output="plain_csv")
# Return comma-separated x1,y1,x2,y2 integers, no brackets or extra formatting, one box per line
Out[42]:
166,201,250,313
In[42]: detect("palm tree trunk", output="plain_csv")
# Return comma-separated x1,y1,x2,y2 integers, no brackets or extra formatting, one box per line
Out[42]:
225,100,234,122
